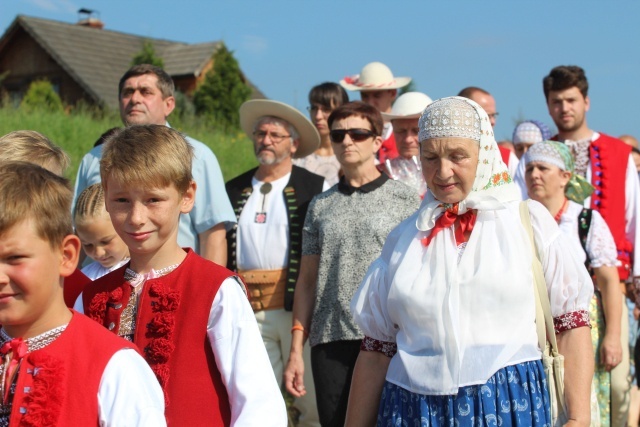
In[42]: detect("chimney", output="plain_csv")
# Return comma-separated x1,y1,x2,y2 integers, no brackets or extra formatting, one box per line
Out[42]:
77,8,104,29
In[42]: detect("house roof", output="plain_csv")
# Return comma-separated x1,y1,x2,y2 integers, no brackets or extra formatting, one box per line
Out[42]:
0,15,264,108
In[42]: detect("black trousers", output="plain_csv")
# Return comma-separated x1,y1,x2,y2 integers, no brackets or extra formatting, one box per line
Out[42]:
310,340,361,427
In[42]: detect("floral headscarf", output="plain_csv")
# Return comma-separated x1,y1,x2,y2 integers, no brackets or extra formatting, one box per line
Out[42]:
523,140,594,203
416,96,521,232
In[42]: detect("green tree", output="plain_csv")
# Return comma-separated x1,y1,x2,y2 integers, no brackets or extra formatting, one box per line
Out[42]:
131,40,164,68
20,79,64,113
193,44,251,131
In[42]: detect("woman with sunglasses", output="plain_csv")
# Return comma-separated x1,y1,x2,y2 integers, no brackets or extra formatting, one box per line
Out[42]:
345,97,594,426
524,141,623,426
284,101,420,426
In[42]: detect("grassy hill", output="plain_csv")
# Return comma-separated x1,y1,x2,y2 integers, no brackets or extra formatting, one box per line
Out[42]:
0,106,258,183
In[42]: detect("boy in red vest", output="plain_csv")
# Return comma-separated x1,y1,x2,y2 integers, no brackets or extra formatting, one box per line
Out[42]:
78,125,286,426
0,161,165,426
0,130,91,307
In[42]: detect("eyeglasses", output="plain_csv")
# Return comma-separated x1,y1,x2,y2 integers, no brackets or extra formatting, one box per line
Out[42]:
307,105,333,115
330,128,377,143
253,130,291,143
488,112,500,120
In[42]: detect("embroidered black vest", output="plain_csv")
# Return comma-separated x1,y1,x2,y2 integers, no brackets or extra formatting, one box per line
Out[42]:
225,166,325,311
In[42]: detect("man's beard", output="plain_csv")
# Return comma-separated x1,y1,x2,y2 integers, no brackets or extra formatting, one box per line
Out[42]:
256,148,290,166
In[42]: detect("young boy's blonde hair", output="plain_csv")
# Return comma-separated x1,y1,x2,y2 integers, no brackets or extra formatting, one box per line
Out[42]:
0,162,73,247
0,130,70,176
100,125,194,194
74,183,107,226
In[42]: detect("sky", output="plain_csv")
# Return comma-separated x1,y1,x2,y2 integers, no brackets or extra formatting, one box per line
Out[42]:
2,0,640,140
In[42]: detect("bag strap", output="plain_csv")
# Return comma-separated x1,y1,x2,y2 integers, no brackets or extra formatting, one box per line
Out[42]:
518,201,561,355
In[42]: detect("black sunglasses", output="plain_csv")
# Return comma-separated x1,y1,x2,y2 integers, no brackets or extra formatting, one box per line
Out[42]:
330,128,377,143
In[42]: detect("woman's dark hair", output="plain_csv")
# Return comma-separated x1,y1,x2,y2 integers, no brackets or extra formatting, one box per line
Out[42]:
308,82,349,109
328,101,383,136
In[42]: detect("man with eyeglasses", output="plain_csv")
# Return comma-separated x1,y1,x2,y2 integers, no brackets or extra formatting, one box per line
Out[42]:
458,86,519,178
226,100,327,427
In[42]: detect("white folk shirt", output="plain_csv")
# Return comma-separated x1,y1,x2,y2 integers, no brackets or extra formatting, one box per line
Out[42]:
514,132,640,278
351,200,593,395
236,173,291,270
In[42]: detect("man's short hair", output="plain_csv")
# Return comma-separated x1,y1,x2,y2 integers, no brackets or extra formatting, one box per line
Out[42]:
309,82,349,109
0,161,73,248
0,130,70,176
543,66,588,100
100,125,193,194
457,87,490,99
118,64,175,99
328,101,384,137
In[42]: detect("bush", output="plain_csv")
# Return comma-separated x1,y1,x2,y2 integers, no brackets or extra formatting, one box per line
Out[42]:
20,80,64,113
131,40,164,68
193,44,251,132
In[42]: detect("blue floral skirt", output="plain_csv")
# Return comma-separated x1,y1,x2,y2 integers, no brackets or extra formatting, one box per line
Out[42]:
377,360,551,427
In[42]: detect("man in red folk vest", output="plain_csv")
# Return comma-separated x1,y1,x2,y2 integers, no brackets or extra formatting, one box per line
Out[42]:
458,87,519,179
544,65,640,427
340,62,411,164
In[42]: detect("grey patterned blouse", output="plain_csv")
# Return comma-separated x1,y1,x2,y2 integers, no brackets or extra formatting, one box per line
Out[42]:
302,174,421,347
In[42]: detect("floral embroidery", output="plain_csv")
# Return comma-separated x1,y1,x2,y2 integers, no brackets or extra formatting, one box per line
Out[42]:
20,353,64,426
143,281,180,408
483,171,512,190
88,292,109,324
553,310,591,334
147,312,176,336
361,336,397,358
109,287,123,303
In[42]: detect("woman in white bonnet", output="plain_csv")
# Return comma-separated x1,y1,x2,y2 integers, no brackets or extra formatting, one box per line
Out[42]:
346,96,595,426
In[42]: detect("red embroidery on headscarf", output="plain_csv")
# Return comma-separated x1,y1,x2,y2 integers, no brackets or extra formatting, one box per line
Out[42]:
421,204,477,247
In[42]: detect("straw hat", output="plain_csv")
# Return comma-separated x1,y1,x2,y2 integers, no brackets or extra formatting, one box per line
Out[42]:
239,100,320,159
381,92,433,121
340,62,411,91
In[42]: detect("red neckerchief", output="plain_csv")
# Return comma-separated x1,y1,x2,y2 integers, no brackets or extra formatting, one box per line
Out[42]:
421,204,477,247
0,338,28,403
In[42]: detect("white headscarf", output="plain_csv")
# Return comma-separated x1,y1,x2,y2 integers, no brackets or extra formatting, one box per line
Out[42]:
415,96,521,232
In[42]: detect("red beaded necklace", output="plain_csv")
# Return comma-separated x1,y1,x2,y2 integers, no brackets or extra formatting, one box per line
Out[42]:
553,198,568,223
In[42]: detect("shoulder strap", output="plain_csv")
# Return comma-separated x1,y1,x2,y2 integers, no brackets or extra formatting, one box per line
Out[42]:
577,208,593,270
518,202,561,355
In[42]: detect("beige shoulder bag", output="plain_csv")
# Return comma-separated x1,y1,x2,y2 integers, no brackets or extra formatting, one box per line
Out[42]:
519,201,568,427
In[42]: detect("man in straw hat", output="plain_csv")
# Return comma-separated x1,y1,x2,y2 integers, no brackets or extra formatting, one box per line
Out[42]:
340,62,411,164
381,92,432,195
226,100,327,427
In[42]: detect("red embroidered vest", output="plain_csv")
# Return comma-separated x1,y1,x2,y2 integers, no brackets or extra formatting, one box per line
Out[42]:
63,268,90,308
379,133,398,164
83,249,235,426
588,133,633,280
498,146,511,167
9,312,131,426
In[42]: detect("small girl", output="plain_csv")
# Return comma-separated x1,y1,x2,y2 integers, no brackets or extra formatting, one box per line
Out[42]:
74,183,129,280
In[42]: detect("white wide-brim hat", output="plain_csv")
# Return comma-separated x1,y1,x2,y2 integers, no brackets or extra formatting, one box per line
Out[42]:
340,62,411,91
381,92,433,121
240,100,320,159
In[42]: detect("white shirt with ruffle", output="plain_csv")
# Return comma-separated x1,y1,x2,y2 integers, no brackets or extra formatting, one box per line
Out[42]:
351,199,593,395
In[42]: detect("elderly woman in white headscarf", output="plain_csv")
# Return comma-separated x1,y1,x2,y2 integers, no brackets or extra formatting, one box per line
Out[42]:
345,97,595,426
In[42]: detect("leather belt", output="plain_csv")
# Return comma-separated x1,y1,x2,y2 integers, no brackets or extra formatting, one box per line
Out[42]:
238,268,286,312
